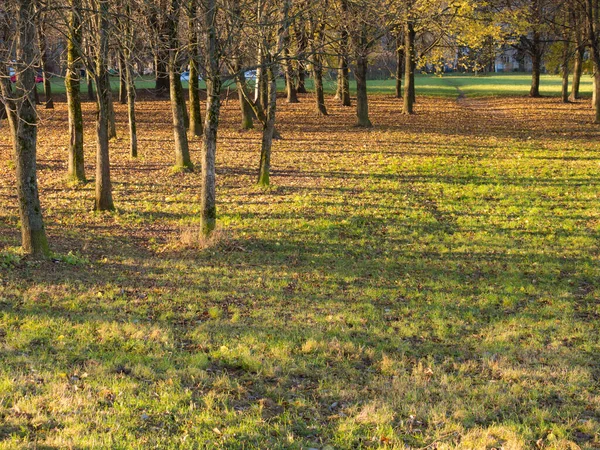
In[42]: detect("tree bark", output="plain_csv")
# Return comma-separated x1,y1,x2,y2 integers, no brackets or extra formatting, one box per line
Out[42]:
258,63,276,186
403,20,415,115
11,0,50,256
236,70,255,129
570,45,583,101
170,56,193,169
310,18,327,116
188,0,202,137
355,45,371,127
312,53,327,115
168,0,192,169
155,51,170,95
36,7,54,109
337,0,351,107
123,0,137,157
295,23,308,94
106,73,117,139
125,60,137,157
87,69,95,101
94,0,115,211
561,41,570,103
284,45,299,103
200,0,221,236
395,33,404,99
529,32,541,98
65,0,86,182
118,51,127,104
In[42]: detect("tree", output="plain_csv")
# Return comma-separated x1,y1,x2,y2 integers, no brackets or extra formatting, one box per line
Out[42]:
0,0,50,256
65,0,86,181
199,0,221,235
168,0,193,170
90,0,115,210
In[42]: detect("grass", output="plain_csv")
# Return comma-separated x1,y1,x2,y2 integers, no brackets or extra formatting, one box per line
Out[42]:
41,72,595,98
0,89,599,448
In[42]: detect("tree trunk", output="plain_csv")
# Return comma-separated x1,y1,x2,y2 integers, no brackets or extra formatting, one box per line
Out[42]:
188,0,202,137
529,32,541,98
94,0,115,211
200,0,221,236
176,69,190,129
284,45,299,103
155,51,170,95
118,51,127,104
338,0,351,107
66,0,86,182
258,63,277,186
106,73,117,139
395,33,404,99
124,1,137,157
36,11,54,109
295,23,308,94
312,53,327,115
355,49,371,128
125,57,137,157
570,46,583,101
87,69,95,101
403,20,415,115
170,55,193,169
236,71,255,129
12,0,50,256
561,41,570,103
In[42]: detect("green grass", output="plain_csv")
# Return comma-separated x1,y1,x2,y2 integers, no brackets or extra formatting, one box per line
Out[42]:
41,72,595,98
0,94,599,448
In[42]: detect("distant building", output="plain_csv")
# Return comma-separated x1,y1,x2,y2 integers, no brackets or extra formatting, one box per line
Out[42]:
494,47,533,72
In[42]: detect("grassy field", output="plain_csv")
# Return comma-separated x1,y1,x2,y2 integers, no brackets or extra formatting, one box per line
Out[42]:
0,90,599,448
41,72,595,98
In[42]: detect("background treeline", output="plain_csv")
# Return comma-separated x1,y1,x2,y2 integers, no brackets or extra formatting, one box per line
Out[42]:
1,0,598,257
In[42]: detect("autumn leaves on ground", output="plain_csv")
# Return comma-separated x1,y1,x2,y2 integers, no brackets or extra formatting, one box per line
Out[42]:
1,85,599,449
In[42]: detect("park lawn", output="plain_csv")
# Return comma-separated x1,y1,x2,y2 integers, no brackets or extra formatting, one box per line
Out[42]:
41,72,595,98
0,92,599,449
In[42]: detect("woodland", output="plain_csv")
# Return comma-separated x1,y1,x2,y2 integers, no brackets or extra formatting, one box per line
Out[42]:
0,0,599,448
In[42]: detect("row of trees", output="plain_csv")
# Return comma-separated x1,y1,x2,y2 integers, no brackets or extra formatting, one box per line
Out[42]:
1,0,599,257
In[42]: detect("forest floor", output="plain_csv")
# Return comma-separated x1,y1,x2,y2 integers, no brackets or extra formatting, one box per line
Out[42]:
0,92,599,449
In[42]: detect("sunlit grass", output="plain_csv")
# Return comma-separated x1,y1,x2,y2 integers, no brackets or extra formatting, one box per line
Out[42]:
0,92,599,448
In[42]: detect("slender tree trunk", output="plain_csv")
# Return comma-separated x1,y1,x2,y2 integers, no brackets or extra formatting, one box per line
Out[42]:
176,69,190,129
403,20,415,115
87,69,95,101
125,61,137,157
295,23,308,94
94,0,115,211
188,0,202,137
338,0,351,107
65,0,86,182
118,51,127,104
561,41,570,103
355,47,371,127
312,53,327,115
570,46,583,101
123,1,137,157
284,45,298,103
36,12,54,109
530,32,541,98
106,73,117,139
235,70,254,129
170,55,193,169
155,50,170,95
258,63,277,186
395,33,404,99
593,64,600,123
200,0,221,236
11,0,50,256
